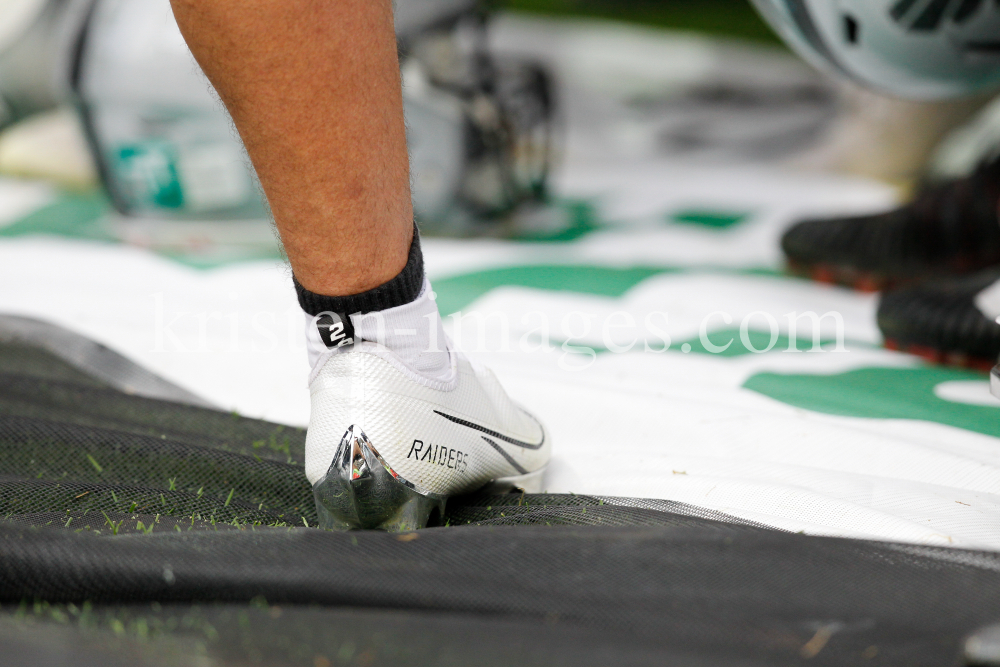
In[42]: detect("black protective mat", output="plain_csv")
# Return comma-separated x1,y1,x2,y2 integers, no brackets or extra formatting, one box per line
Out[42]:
1,328,999,666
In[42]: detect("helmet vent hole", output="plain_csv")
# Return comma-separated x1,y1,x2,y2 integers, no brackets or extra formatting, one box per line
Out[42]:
843,15,860,44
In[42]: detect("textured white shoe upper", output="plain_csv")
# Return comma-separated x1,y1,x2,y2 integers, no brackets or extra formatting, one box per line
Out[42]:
304,279,550,495
306,344,550,494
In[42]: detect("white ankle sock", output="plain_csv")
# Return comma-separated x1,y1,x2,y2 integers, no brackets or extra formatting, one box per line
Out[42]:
304,278,452,382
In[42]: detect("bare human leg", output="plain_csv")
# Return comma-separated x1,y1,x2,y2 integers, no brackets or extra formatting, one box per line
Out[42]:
167,0,551,531
168,0,412,298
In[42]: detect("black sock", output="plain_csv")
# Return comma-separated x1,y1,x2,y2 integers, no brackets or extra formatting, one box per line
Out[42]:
293,224,424,317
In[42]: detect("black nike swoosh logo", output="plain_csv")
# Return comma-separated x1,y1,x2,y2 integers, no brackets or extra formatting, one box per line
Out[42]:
481,437,528,475
433,410,545,450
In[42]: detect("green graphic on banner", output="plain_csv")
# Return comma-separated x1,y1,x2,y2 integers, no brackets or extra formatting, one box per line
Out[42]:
434,264,674,315
670,209,752,229
433,263,783,315
675,329,842,356
744,366,1000,438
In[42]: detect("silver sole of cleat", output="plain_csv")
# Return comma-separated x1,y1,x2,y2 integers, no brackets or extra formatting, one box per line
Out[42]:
313,425,447,532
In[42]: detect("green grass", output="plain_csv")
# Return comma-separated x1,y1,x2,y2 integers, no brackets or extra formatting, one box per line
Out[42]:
490,0,784,45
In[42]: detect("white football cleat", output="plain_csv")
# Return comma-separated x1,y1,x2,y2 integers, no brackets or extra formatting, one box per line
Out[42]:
304,298,550,531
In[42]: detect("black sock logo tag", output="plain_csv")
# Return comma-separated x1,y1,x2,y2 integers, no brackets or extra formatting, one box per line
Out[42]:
316,312,356,348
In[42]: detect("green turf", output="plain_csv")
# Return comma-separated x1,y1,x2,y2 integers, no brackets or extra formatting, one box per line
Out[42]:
490,0,784,46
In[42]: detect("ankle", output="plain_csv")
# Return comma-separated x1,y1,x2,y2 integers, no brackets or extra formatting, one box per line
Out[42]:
296,227,452,380
293,223,423,318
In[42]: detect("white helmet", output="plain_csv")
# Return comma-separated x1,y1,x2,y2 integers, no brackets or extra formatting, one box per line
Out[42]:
749,0,1000,99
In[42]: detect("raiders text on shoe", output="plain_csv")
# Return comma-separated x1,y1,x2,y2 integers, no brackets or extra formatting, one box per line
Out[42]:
306,342,550,532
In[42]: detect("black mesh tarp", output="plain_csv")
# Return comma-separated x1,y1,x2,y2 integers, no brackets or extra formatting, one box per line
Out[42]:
1,331,999,666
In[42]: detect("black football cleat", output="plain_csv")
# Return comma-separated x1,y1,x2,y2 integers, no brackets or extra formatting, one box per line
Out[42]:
877,268,1000,371
783,156,1000,291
